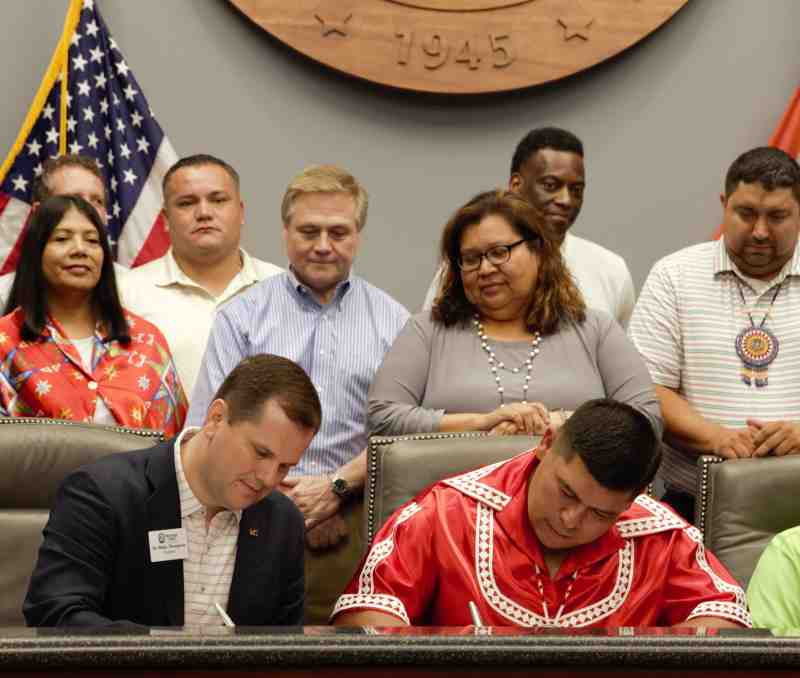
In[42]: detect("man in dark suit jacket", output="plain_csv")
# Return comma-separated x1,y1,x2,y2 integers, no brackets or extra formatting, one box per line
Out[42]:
24,354,321,627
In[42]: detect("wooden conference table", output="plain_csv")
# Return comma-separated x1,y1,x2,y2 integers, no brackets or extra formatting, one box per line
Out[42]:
1,625,799,676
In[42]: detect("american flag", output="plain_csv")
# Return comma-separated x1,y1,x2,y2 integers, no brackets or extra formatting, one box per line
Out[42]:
0,0,177,272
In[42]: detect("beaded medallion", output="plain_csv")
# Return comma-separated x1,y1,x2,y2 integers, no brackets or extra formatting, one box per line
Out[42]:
735,326,779,388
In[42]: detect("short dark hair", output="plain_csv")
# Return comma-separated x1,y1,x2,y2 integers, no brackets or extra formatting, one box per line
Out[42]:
555,399,660,495
213,354,321,432
510,127,584,175
162,154,240,198
32,155,107,205
432,189,585,335
724,146,800,203
5,195,129,343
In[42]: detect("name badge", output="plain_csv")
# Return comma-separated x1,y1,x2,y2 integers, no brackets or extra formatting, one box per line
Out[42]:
148,528,188,563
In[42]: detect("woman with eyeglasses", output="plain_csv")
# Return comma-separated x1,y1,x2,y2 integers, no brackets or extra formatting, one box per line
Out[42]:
368,190,661,438
0,195,187,433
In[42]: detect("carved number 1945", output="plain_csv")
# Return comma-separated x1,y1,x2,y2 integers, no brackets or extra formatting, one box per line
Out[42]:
395,31,514,71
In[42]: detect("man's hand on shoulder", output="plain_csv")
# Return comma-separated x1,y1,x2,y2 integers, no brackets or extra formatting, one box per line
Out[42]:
305,513,348,550
709,425,754,459
748,419,800,457
279,475,340,528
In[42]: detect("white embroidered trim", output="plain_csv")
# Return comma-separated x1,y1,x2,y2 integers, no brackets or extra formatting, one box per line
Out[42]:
359,502,421,594
688,601,753,628
684,525,749,611
617,495,687,538
619,504,750,625
474,503,634,627
333,593,410,624
330,502,421,623
442,458,513,510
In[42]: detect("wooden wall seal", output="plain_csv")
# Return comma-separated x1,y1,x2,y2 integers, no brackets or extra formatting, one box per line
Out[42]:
228,0,689,94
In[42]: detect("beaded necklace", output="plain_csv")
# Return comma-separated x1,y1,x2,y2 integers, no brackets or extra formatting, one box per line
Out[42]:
733,277,785,388
473,315,540,406
533,564,578,625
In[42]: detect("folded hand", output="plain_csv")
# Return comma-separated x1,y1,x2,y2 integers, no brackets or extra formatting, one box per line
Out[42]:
481,401,550,436
748,419,800,457
279,475,340,527
709,425,754,459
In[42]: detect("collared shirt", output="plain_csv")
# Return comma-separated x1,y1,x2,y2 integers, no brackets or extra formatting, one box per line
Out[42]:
333,453,751,628
119,248,283,395
422,232,636,326
173,427,242,627
629,239,800,494
0,308,186,434
188,269,409,476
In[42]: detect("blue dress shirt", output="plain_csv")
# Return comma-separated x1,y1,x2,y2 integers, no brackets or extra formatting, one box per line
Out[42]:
188,270,409,475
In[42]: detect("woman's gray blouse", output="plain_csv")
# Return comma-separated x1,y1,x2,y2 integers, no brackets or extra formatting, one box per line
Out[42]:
367,309,662,438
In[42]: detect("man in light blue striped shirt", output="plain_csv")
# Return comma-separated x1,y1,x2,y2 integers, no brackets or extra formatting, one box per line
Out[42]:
189,165,409,549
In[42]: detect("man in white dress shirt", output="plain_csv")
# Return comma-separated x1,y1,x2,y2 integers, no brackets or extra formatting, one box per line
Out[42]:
119,154,282,395
423,127,635,325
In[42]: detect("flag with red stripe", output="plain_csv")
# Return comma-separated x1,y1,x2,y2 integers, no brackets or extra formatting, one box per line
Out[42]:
768,87,800,157
0,0,177,271
713,87,800,239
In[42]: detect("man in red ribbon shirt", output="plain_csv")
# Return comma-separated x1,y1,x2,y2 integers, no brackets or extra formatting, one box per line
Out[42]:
333,399,750,629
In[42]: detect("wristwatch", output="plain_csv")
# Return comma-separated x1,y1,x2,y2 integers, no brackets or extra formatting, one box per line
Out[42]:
330,476,353,502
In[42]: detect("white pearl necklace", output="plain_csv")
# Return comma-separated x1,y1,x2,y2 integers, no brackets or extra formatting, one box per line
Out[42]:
473,316,541,406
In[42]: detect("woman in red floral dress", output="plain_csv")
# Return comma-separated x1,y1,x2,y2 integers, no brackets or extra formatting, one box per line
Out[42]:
0,195,187,435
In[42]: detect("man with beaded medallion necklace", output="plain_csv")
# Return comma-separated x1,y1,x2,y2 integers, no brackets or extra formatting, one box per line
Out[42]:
630,147,800,523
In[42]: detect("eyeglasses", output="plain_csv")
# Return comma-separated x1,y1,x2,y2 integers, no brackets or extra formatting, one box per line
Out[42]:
457,238,531,272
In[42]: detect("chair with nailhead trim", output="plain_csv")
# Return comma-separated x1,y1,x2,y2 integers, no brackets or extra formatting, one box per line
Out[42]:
0,418,164,625
364,432,542,548
696,454,800,588
0,416,370,627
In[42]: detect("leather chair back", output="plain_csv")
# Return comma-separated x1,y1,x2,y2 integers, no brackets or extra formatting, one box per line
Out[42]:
697,455,800,588
364,432,540,547
0,418,164,625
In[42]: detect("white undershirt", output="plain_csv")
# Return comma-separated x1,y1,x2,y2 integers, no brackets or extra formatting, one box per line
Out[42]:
70,336,116,425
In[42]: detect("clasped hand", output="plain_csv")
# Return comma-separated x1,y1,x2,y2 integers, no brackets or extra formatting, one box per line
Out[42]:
480,402,550,436
748,419,800,457
279,475,340,529
711,420,800,459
